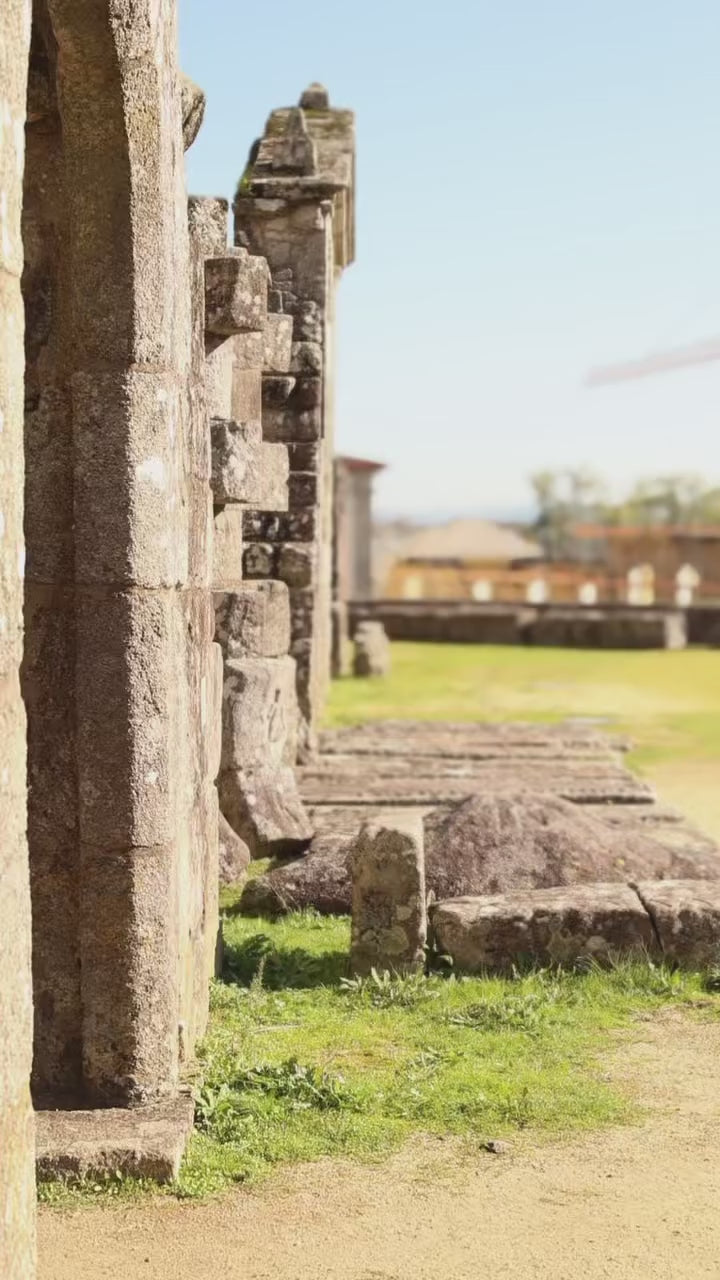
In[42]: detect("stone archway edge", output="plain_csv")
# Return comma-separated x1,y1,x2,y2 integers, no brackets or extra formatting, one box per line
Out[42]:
430,880,720,975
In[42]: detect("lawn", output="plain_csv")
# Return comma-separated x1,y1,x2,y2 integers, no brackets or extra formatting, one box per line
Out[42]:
39,642,720,1206
327,643,720,838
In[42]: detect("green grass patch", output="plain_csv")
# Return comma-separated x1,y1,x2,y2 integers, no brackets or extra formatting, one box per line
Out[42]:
39,909,720,1207
326,643,720,759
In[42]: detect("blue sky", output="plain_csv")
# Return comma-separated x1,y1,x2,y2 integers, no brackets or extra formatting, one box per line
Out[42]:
180,0,720,518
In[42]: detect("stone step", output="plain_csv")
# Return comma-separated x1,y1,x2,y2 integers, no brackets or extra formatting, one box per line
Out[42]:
318,721,630,757
298,760,654,806
35,1094,194,1184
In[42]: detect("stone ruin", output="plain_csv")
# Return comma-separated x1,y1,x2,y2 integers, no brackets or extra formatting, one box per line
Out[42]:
0,0,355,1267
2,10,720,1280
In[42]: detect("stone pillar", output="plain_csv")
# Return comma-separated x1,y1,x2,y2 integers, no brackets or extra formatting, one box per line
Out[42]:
234,83,355,755
349,815,427,976
189,197,312,860
334,457,384,601
22,0,217,1108
0,2,36,1272
332,456,384,675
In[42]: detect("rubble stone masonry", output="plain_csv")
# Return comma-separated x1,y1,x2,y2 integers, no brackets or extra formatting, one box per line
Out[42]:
234,84,355,755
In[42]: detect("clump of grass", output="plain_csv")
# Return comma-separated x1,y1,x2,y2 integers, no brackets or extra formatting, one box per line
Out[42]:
340,968,443,1008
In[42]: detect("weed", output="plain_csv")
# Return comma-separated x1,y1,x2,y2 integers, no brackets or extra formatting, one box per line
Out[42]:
340,968,442,1008
447,990,561,1034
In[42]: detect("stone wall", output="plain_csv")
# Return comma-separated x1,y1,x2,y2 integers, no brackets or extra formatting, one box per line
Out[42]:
188,195,311,860
234,84,355,754
0,0,36,1272
349,600,688,649
22,0,217,1108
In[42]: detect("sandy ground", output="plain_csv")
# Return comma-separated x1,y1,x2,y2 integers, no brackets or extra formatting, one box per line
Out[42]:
39,1010,720,1280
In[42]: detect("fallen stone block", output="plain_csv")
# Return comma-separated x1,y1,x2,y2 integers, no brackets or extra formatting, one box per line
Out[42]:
353,621,391,677
219,765,312,860
423,791,675,900
35,1094,195,1184
430,884,658,974
634,880,720,967
240,830,354,915
349,814,426,976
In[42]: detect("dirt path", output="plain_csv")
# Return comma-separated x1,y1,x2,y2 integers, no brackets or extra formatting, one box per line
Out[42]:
39,1012,720,1280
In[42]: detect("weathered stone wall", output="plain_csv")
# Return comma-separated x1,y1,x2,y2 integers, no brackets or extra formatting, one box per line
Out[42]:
22,0,217,1107
234,84,355,754
189,196,311,862
0,0,36,1274
350,600,688,649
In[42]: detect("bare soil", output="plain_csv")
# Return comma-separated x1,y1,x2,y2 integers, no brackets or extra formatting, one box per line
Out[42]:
39,1010,720,1280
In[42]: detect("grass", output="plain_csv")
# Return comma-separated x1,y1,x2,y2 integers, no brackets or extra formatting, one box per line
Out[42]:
38,643,720,1206
39,906,720,1206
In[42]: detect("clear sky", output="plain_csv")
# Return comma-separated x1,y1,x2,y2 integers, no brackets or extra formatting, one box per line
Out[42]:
180,0,720,519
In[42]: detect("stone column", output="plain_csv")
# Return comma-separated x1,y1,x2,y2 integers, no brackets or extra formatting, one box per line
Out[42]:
234,84,355,755
332,456,385,675
23,0,217,1109
0,0,36,1274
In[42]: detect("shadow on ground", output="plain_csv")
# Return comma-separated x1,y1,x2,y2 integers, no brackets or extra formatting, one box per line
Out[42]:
222,930,349,990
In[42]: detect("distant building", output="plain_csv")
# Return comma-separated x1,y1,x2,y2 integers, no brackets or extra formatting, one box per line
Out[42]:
570,524,720,596
383,518,544,600
379,518,720,606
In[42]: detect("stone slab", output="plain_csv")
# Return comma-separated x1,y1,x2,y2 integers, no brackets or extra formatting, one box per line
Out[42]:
430,885,658,974
297,758,654,806
35,1094,194,1184
635,880,720,967
318,722,630,758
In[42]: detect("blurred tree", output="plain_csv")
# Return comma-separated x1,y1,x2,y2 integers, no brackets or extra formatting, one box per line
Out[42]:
530,471,720,558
